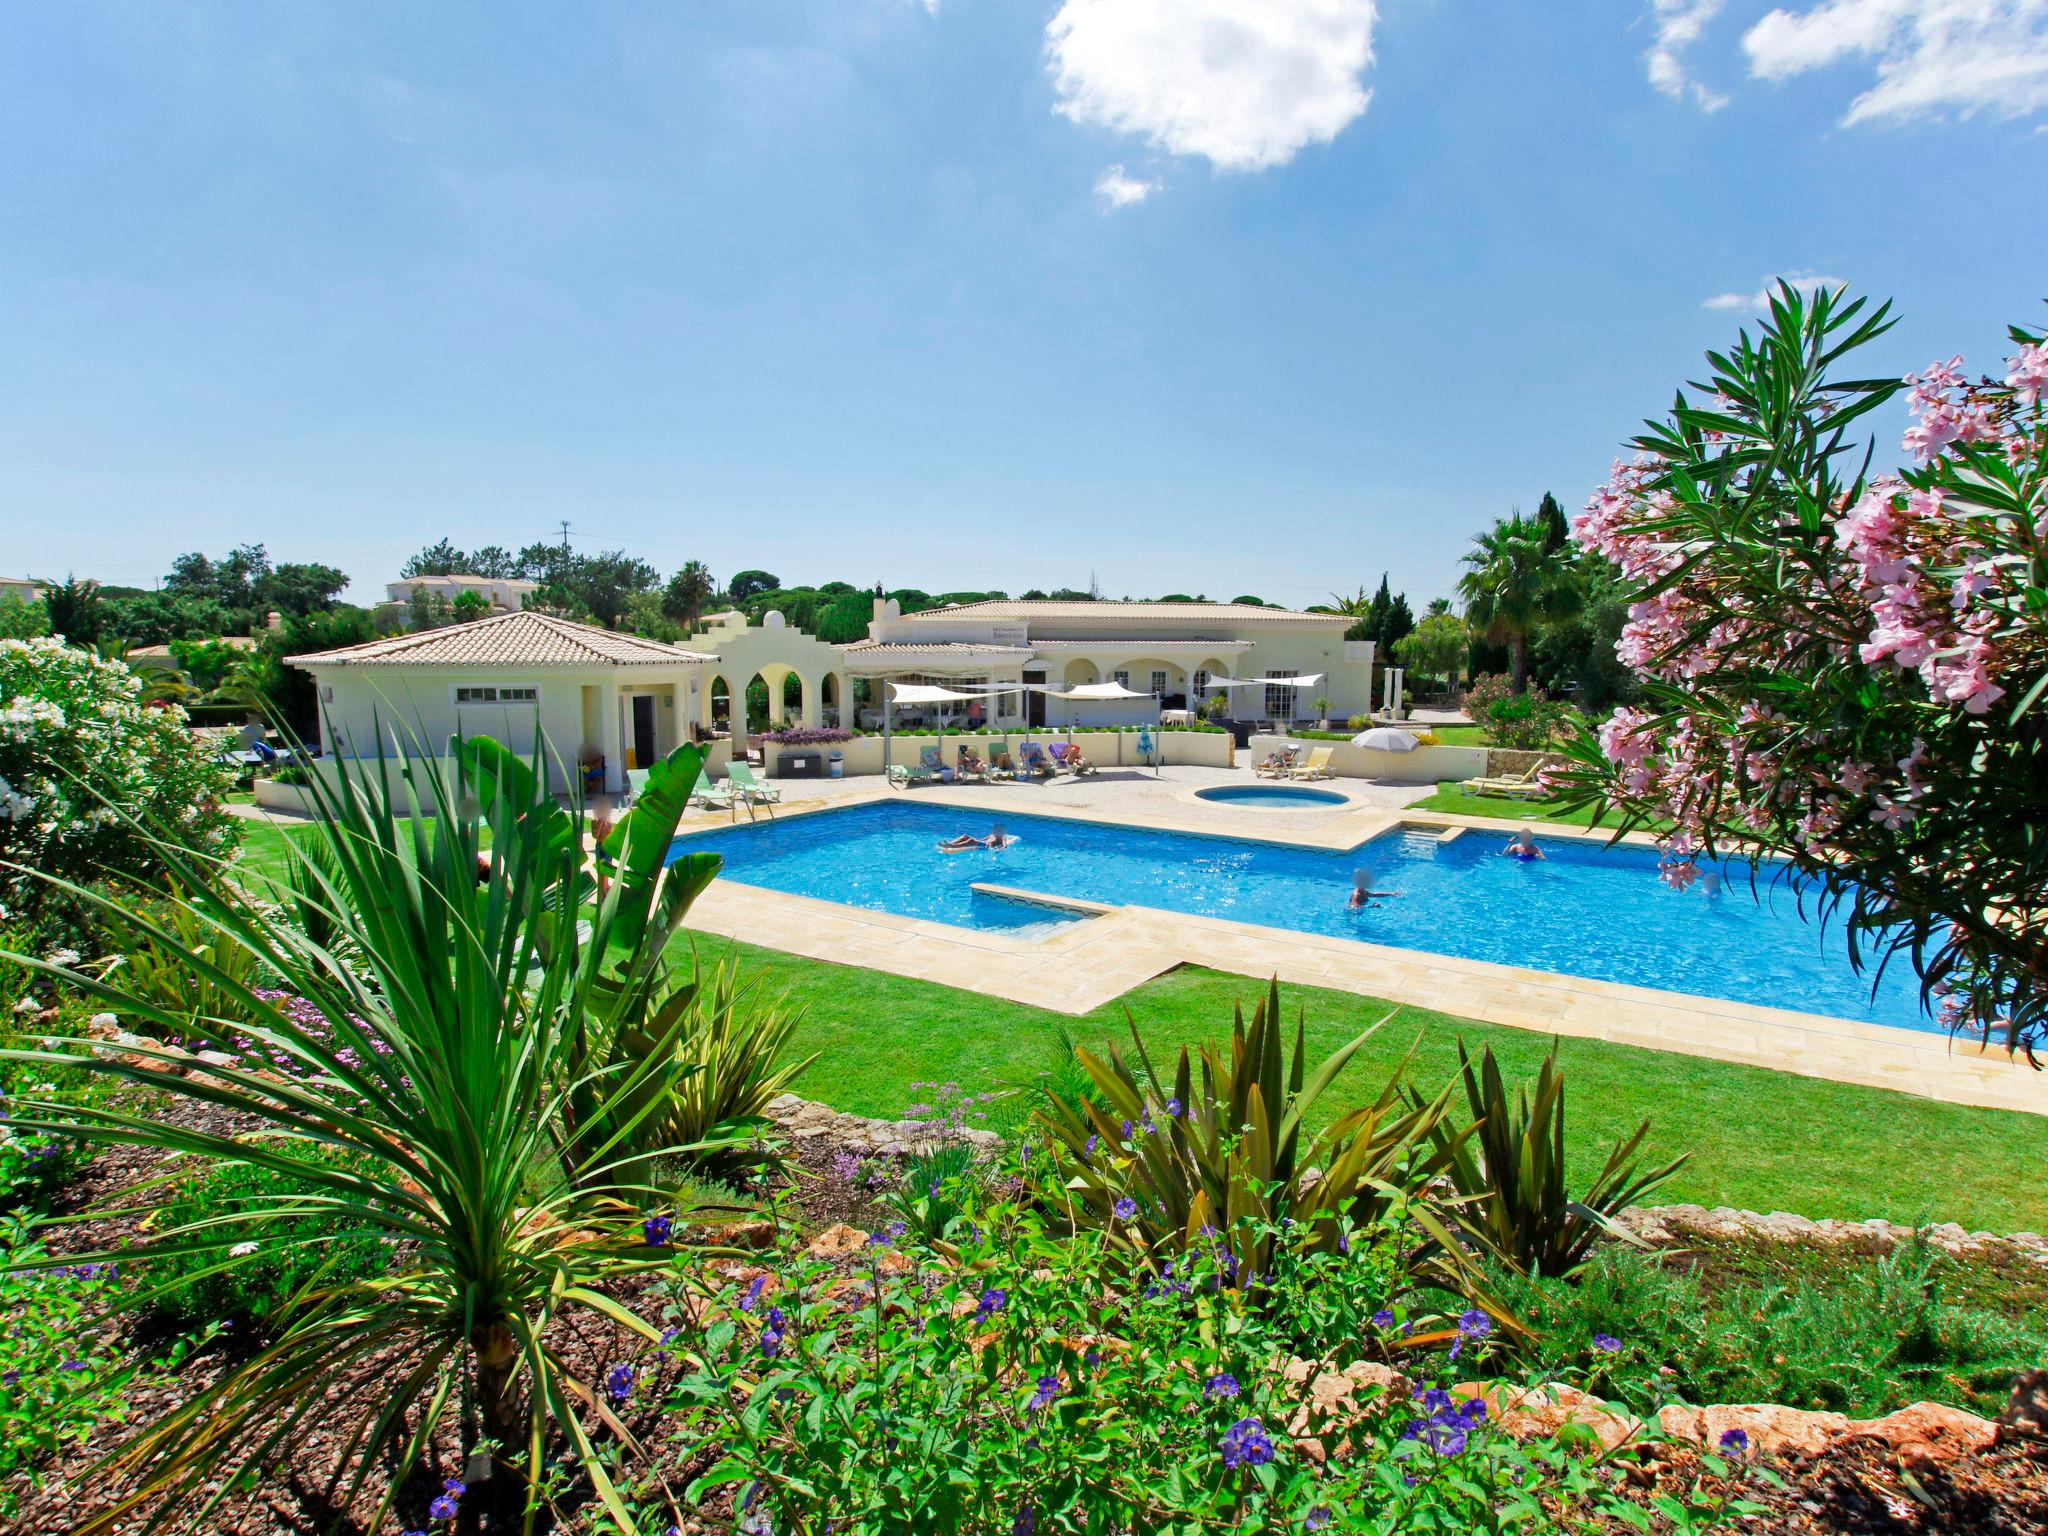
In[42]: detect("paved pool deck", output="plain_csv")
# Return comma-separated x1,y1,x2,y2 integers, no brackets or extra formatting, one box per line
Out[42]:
671,767,2044,1118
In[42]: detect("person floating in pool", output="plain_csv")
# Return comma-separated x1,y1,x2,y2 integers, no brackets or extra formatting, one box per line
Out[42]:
1501,827,1545,861
938,824,1014,853
1347,867,1401,908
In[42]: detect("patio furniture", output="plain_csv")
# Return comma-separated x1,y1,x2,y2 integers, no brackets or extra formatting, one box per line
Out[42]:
1017,741,1057,779
619,766,652,808
888,746,944,790
955,744,989,782
725,761,781,812
1289,746,1335,780
1048,742,1094,775
989,750,1017,782
1460,763,1548,800
689,779,736,814
1253,746,1300,778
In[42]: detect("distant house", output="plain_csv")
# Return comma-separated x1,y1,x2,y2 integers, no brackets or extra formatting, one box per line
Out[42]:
291,610,717,793
381,574,539,614
0,576,45,606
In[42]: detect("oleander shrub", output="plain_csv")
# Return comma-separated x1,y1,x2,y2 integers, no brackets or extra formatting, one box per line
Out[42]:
0,637,237,922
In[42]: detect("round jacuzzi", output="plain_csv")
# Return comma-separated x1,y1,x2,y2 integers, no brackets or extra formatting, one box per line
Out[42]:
1194,784,1349,808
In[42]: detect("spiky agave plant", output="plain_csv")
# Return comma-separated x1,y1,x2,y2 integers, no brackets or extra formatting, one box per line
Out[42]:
0,729,726,1531
1417,1039,1689,1279
1032,979,1477,1308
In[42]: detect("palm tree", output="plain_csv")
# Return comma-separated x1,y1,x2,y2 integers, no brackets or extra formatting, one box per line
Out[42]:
662,560,716,631
1456,514,1580,693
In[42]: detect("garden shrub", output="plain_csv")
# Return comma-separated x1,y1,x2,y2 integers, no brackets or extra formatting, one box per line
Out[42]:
0,638,237,922
140,1151,389,1332
648,1201,1677,1535
0,1226,138,1519
1489,1238,2047,1419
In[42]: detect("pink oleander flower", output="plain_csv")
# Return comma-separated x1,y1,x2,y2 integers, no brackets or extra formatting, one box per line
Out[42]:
2007,340,2048,408
1869,795,1915,831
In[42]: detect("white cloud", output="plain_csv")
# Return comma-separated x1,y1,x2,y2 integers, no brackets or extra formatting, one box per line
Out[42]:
1646,0,1733,111
1045,0,1379,173
1743,0,2048,125
1094,163,1158,208
1701,270,1847,311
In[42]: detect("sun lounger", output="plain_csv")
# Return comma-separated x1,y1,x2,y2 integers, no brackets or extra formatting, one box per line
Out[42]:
689,778,736,813
725,761,781,812
1048,742,1093,775
1289,746,1335,780
1254,746,1300,778
988,746,1016,782
1460,763,1549,799
888,746,945,790
1018,741,1056,779
955,745,990,782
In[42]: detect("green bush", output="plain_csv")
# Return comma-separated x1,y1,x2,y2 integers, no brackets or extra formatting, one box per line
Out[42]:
140,1153,389,1331
652,1200,1664,1535
1491,1237,2047,1418
0,1224,138,1519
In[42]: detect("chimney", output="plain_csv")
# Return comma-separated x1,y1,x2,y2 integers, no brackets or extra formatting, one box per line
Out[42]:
265,610,283,630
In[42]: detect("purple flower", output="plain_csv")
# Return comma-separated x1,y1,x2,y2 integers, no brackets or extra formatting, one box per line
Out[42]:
1305,1508,1334,1530
1592,1333,1621,1353
58,1359,87,1372
1113,1196,1138,1220
1718,1427,1750,1456
428,1492,459,1520
1027,1374,1060,1412
1120,1118,1133,1138
441,1477,466,1497
642,1214,672,1246
1082,1133,1098,1157
973,1288,1007,1320
1204,1372,1241,1400
1219,1417,1274,1470
0,1368,17,1385
1458,1308,1492,1337
1012,1507,1036,1536
741,1274,767,1312
605,1363,633,1403
1164,1096,1183,1118
1371,1308,1395,1328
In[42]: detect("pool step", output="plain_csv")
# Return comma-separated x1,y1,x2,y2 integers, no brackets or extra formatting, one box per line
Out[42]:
1400,829,1442,858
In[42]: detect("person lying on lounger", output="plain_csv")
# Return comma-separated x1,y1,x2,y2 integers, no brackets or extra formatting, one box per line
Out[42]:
1501,827,1545,861
938,824,1014,852
1347,867,1401,907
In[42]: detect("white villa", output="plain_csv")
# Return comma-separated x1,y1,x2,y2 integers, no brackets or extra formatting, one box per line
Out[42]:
381,574,539,613
845,598,1374,729
0,576,45,606
291,597,1379,792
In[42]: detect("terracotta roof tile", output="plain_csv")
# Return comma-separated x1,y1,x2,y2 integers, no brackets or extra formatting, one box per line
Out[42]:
288,611,716,668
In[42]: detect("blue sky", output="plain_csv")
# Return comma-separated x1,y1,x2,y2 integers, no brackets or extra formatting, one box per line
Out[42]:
3,1,2045,609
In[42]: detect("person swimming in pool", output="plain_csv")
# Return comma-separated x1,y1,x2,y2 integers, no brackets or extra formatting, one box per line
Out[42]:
938,824,1014,853
1502,827,1545,861
1347,867,1401,907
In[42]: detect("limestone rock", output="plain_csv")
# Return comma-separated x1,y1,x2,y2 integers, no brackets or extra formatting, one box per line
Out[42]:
1467,1382,1644,1453
805,1222,872,1261
1997,1369,2048,1452
1845,1401,1997,1462
1659,1402,1851,1457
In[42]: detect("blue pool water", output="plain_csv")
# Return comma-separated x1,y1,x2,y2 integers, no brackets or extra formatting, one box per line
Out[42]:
672,802,1932,1032
1195,785,1349,807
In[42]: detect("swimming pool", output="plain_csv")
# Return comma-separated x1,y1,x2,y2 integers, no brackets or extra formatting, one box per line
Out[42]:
1194,784,1350,807
672,802,1931,1033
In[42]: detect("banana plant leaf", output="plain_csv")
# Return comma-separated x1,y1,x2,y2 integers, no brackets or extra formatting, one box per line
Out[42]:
599,743,710,953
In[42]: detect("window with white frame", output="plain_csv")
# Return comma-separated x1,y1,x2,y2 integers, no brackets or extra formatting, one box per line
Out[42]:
1264,669,1298,719
1111,668,1130,689
1191,668,1210,699
1149,669,1168,698
453,684,539,705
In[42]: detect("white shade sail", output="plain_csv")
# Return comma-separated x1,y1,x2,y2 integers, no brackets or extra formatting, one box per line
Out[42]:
887,683,981,705
1200,673,1325,690
1048,680,1152,701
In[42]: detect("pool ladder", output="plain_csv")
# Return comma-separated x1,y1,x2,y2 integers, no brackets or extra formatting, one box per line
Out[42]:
1400,829,1441,858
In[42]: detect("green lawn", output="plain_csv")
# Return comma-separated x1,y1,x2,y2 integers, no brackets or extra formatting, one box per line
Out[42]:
679,939,2048,1234
1423,723,1490,747
1408,781,1647,830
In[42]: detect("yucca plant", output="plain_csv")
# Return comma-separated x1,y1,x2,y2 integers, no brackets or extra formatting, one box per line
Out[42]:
1033,979,1474,1304
0,728,730,1531
1418,1040,1688,1279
